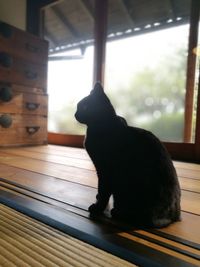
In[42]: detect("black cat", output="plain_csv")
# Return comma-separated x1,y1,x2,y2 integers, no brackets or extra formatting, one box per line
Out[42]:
75,82,181,228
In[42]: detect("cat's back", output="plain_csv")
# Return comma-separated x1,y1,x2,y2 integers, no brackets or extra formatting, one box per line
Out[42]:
126,126,169,157
124,126,176,174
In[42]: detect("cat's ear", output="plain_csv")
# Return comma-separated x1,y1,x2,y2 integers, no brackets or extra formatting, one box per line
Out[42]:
90,82,104,95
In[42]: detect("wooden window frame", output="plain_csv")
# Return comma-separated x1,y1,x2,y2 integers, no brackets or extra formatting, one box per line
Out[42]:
46,0,200,163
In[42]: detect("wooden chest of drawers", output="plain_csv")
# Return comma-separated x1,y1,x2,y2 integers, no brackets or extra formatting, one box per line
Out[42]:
0,21,48,146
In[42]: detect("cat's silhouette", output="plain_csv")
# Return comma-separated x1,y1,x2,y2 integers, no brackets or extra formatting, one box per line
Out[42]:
75,82,181,228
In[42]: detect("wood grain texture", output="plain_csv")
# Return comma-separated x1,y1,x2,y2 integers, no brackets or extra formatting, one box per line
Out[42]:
0,144,199,266
0,23,48,65
0,92,48,116
0,146,199,215
0,115,47,146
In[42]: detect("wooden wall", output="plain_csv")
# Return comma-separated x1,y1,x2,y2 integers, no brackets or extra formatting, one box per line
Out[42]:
0,0,26,30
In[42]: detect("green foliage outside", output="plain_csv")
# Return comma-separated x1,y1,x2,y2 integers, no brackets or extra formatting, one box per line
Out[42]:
106,47,187,142
48,45,193,142
48,102,85,135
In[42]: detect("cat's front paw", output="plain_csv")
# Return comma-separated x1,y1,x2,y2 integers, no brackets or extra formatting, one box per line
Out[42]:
88,203,103,215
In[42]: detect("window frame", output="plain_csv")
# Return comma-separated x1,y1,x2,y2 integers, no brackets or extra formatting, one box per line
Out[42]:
43,0,200,163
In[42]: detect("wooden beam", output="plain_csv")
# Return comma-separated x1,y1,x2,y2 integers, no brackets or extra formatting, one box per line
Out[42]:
93,0,108,84
44,26,58,47
120,0,135,26
48,132,84,148
79,0,94,21
121,0,136,25
48,55,83,61
51,5,81,39
195,57,200,162
164,142,196,162
169,0,177,19
184,0,200,142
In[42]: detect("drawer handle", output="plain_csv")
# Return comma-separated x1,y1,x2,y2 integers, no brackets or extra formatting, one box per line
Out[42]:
26,126,40,134
0,86,12,102
0,22,12,38
0,52,13,68
0,114,12,128
25,70,38,80
26,43,40,53
26,102,40,110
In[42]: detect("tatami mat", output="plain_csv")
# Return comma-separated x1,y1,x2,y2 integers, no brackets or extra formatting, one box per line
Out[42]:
0,204,136,267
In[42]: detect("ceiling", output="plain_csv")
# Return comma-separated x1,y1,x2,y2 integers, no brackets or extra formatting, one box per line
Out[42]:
41,0,191,55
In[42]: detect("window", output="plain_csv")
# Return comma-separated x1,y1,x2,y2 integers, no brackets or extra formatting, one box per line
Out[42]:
40,0,200,161
105,25,190,142
41,0,95,135
48,47,94,135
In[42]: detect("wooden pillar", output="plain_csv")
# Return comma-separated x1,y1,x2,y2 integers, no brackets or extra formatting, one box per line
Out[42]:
195,58,200,162
184,0,200,142
93,0,108,85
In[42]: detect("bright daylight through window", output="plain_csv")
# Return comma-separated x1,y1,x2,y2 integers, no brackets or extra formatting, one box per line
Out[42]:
47,25,196,142
105,25,191,142
43,0,198,144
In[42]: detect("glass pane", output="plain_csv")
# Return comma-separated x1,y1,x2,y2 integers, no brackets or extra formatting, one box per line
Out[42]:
105,25,190,142
192,22,200,141
48,47,94,134
42,0,94,135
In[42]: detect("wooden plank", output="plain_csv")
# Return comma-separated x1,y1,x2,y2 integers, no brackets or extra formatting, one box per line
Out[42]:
179,177,200,193
181,190,200,215
175,168,200,180
0,153,97,187
158,212,200,245
0,170,200,253
22,145,90,160
1,145,200,266
20,146,200,171
195,22,200,162
133,230,200,256
1,176,200,247
48,133,84,148
119,232,200,266
0,167,96,209
1,149,199,194
0,162,199,216
2,147,200,180
184,0,200,142
0,181,89,217
0,148,95,171
0,152,199,215
174,161,200,171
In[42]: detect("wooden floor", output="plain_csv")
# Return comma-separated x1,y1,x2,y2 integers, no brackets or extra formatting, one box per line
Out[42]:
0,144,199,266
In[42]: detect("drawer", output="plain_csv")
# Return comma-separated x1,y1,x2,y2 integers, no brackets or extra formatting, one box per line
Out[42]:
0,83,46,95
0,21,48,65
0,53,47,88
0,114,47,146
0,89,48,116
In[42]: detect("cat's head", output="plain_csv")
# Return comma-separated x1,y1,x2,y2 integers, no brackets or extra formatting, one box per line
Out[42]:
75,82,116,126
